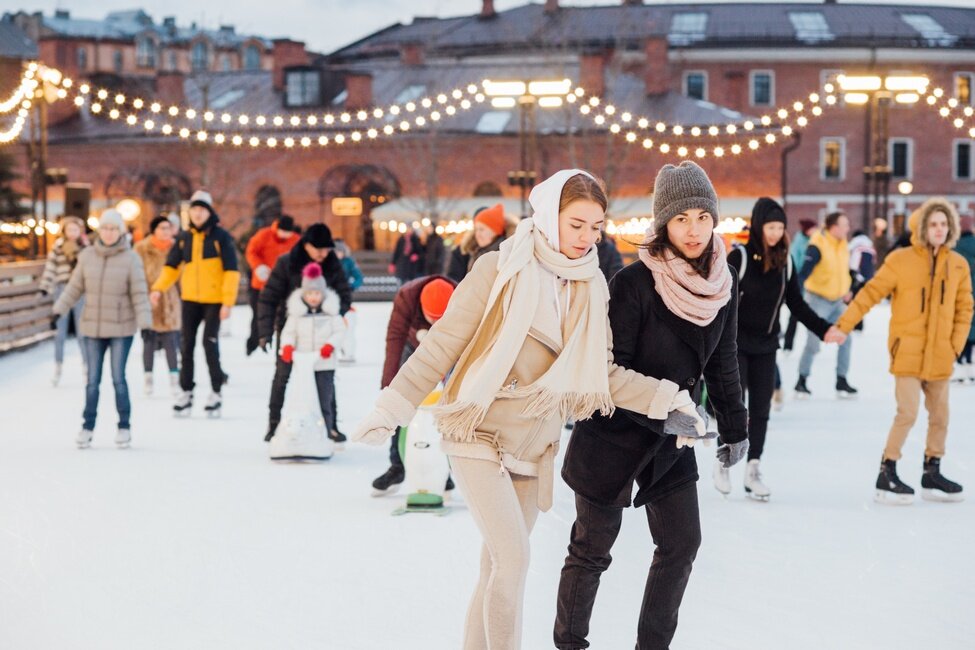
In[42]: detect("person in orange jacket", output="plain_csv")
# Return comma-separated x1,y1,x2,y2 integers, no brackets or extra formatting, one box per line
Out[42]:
245,215,300,355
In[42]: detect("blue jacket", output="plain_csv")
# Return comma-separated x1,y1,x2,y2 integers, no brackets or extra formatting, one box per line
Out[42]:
341,257,364,291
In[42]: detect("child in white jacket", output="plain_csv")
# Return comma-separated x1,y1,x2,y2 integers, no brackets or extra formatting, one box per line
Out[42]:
279,263,346,443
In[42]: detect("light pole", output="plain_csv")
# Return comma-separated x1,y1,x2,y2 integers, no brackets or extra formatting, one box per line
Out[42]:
483,79,572,218
836,74,928,232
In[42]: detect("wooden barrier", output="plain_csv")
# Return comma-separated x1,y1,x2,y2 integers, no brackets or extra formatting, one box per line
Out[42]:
0,260,54,353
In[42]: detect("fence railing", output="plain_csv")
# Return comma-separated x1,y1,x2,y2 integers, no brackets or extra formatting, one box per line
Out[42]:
0,260,53,354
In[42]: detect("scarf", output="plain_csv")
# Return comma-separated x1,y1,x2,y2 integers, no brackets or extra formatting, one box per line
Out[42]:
638,232,732,326
434,171,614,441
150,235,173,252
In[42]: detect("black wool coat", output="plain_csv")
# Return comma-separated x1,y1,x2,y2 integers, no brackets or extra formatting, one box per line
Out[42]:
562,262,748,509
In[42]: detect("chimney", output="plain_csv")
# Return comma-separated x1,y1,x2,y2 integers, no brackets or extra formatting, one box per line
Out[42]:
481,0,497,19
579,51,607,98
545,0,559,14
272,39,309,91
345,72,373,109
156,71,186,105
54,9,70,19
401,41,425,66
644,37,670,95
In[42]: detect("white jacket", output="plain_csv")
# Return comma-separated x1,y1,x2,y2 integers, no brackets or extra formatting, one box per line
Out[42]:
280,288,347,371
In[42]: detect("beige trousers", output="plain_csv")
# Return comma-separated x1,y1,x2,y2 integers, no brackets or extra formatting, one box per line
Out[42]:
449,455,540,650
885,376,950,461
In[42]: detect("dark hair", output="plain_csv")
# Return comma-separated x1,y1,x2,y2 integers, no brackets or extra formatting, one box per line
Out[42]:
640,226,715,278
762,229,791,273
825,211,847,229
149,215,170,233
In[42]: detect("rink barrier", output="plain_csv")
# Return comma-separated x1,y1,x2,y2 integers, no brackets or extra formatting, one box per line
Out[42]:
0,260,54,354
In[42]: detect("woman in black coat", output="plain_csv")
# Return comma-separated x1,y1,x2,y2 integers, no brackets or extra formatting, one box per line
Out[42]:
722,198,844,500
555,161,749,650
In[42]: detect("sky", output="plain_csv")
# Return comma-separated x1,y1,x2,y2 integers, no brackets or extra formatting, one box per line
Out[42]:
6,0,973,54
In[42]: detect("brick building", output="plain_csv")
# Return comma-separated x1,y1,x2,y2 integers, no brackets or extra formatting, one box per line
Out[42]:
4,2,975,249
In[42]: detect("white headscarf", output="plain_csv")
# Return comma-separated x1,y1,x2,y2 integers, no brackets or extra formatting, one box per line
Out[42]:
528,168,597,252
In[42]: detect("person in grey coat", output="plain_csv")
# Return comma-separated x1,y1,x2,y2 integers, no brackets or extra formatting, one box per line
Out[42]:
53,209,152,449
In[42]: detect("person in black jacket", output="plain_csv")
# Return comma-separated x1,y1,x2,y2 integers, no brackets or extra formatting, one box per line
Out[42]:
723,198,845,501
257,223,352,441
596,230,624,281
555,161,748,650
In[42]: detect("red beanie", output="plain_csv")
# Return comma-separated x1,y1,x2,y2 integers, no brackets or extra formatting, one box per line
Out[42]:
474,204,506,237
420,279,455,320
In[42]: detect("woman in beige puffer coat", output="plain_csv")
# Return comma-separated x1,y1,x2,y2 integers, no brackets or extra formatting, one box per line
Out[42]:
53,210,152,449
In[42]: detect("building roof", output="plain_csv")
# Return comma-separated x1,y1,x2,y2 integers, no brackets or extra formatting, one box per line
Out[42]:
330,2,975,60
0,20,38,59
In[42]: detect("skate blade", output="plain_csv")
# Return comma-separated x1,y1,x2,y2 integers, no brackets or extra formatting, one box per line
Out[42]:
921,488,964,503
116,443,131,449
371,485,401,498
713,485,731,496
836,391,858,400
205,409,221,419
76,442,91,449
174,409,191,418
270,455,332,462
392,506,448,516
874,490,914,505
745,492,770,502
794,393,810,401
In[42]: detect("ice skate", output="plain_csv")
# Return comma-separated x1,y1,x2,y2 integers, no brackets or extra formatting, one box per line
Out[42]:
921,457,964,503
115,427,131,449
52,362,63,387
712,458,731,496
204,392,222,418
836,376,858,400
744,459,771,501
874,458,914,505
328,428,347,450
143,372,153,396
169,372,180,397
173,391,193,417
794,376,811,400
772,388,784,412
371,465,405,497
76,428,93,449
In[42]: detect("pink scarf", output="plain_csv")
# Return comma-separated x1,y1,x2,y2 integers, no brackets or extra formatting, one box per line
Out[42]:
638,232,733,326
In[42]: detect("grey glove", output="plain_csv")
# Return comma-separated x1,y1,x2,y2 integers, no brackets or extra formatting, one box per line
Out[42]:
663,405,717,442
716,439,750,469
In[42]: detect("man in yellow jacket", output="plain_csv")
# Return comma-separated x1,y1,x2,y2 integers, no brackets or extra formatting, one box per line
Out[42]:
150,190,240,416
796,211,857,398
836,198,973,504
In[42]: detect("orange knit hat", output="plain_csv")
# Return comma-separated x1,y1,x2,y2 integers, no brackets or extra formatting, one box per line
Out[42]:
474,203,506,237
419,278,455,320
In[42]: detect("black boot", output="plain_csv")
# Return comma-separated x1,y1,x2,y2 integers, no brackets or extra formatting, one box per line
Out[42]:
794,375,811,399
921,457,964,502
372,465,405,496
445,475,455,492
264,421,279,442
328,428,347,449
875,458,914,505
836,376,858,399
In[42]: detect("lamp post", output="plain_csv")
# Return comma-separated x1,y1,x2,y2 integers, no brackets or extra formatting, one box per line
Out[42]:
484,79,572,218
836,74,928,232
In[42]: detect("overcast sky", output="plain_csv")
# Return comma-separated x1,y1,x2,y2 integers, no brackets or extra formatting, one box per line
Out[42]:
9,0,973,53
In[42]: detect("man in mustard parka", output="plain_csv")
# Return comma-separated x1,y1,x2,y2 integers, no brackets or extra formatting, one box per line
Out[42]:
836,198,974,504
151,190,240,416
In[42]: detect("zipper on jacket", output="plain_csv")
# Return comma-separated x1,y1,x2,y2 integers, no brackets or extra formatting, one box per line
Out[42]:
941,279,945,305
767,267,787,335
97,253,108,339
921,288,926,314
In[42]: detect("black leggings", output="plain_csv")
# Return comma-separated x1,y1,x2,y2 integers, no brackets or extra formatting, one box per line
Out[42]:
142,330,179,373
960,341,974,365
179,301,225,393
737,351,777,461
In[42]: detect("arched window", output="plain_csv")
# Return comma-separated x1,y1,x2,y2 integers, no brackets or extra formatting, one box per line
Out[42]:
136,36,156,68
191,41,209,71
113,50,124,73
221,55,232,71
244,45,261,71
473,181,503,197
76,47,88,70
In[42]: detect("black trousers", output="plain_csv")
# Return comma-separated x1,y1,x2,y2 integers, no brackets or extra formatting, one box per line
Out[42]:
314,370,336,432
960,341,973,364
142,330,180,373
179,301,224,393
555,483,701,650
737,350,777,461
247,286,261,351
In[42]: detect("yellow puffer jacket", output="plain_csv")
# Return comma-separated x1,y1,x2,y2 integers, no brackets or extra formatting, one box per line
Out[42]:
837,198,975,381
152,214,240,306
803,229,852,301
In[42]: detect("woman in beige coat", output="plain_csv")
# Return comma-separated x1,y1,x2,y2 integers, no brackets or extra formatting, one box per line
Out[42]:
134,216,182,396
53,210,152,449
353,170,710,650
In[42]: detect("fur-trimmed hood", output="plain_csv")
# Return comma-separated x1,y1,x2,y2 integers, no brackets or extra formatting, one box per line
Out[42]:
286,285,340,318
909,198,961,249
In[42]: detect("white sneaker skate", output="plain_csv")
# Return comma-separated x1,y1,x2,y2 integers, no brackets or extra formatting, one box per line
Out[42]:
173,391,193,417
169,372,180,397
76,428,93,449
52,362,63,387
144,372,153,396
204,392,222,418
115,428,131,448
744,459,771,501
713,459,731,496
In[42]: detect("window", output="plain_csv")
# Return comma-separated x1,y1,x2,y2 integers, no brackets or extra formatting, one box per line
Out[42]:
901,13,956,46
669,12,708,46
683,71,707,101
394,84,426,104
789,12,834,43
136,36,156,68
889,138,913,180
955,73,974,106
475,112,512,134
192,42,209,71
168,51,178,71
750,70,774,106
221,55,232,72
244,45,261,71
113,50,123,73
285,69,321,107
76,47,88,70
953,140,972,181
211,89,246,109
821,138,845,181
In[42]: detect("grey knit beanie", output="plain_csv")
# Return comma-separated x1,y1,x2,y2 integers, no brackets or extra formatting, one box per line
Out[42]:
652,161,719,228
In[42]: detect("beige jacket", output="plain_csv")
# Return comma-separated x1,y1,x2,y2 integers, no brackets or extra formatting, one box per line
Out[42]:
53,238,152,339
388,252,679,511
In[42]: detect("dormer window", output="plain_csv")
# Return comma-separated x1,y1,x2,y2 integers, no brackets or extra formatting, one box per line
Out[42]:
244,45,261,71
285,68,321,107
136,36,156,68
192,41,210,71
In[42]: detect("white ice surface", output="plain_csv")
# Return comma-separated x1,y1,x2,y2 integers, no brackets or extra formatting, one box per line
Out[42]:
1,302,972,649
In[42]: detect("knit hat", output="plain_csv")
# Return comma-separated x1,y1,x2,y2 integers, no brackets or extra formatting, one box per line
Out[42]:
301,262,326,295
419,278,455,321
651,161,719,228
303,223,335,249
277,215,297,233
98,209,125,231
798,218,818,232
190,189,214,214
149,215,170,233
474,203,506,237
